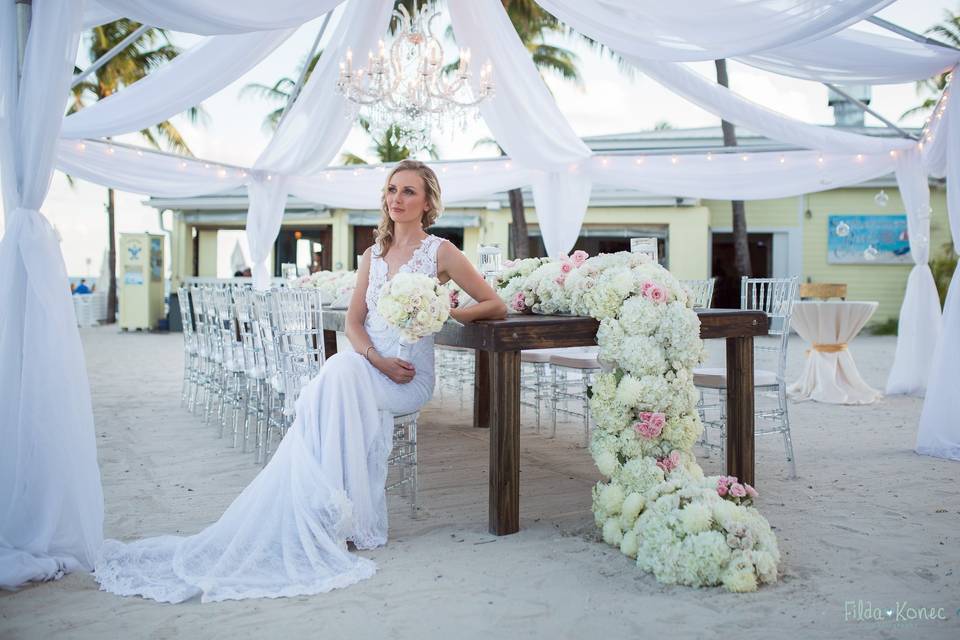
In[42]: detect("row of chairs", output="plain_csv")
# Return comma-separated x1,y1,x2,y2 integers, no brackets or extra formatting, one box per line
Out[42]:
176,284,420,516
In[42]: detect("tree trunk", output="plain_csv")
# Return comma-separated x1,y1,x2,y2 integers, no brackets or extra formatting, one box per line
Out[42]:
714,59,752,280
507,187,529,259
105,187,118,324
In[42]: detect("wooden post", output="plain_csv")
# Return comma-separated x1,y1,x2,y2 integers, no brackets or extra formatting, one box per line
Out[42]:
725,336,756,486
488,350,521,535
473,350,490,429
322,329,338,359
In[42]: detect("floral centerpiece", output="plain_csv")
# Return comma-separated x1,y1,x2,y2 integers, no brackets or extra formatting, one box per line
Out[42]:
292,270,357,304
377,272,450,359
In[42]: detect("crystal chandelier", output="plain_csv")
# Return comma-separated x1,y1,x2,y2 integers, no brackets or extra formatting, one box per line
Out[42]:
336,1,494,151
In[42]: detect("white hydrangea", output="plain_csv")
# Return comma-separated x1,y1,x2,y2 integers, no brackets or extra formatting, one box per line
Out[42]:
602,517,624,546
618,335,668,377
617,295,663,336
678,502,713,534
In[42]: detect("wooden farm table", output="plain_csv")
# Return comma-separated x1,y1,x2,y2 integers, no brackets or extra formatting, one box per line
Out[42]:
322,309,768,536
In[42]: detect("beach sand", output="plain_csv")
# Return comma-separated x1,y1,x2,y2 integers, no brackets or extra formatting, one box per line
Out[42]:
1,327,957,639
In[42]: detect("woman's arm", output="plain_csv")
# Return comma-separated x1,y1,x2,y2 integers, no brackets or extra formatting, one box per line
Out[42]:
437,241,508,322
345,248,416,384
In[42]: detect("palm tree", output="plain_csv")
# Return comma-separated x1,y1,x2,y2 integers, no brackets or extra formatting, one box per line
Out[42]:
240,52,322,132
714,59,752,287
340,119,439,165
902,7,960,121
70,20,205,323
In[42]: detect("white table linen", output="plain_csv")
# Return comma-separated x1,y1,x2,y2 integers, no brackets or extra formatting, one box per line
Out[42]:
787,301,882,405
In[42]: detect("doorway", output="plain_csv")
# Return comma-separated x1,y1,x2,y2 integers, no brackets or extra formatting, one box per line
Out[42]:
711,232,772,308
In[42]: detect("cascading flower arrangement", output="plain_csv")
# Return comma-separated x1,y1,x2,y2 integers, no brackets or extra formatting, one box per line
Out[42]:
493,251,780,592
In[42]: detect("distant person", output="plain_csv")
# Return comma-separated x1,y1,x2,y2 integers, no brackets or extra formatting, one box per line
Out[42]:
310,251,323,274
241,267,252,277
73,279,91,294
233,270,244,277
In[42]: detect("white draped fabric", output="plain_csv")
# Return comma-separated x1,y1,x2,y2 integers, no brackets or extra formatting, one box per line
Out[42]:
88,0,345,35
534,0,894,61
632,59,913,155
56,140,247,197
739,29,960,85
886,149,941,395
0,0,104,589
246,0,392,287
62,28,295,139
590,151,897,200
448,0,591,257
916,80,960,460
247,176,289,289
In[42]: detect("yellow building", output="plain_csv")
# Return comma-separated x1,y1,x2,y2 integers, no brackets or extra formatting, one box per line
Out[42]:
150,127,950,325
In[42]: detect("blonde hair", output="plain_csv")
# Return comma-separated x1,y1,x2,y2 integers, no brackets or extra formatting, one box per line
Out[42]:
376,159,443,256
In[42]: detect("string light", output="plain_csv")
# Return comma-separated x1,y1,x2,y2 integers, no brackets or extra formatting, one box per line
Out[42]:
778,155,786,164
817,154,825,165
855,154,863,163
105,146,114,155
204,163,211,169
706,152,713,161
568,163,579,172
76,142,86,151
634,157,645,165
504,161,512,170
670,155,679,165
472,164,479,172
217,168,227,178
266,174,273,181
889,150,898,158
178,161,187,169
740,154,749,162
136,150,143,157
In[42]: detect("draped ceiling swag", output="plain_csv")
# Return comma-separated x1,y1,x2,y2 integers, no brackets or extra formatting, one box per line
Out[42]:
1,0,958,589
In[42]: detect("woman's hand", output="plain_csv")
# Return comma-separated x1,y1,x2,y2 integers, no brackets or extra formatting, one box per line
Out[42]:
449,307,469,324
371,353,416,384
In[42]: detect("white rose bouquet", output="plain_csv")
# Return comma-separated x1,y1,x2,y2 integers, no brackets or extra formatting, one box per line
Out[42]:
293,270,357,304
377,272,451,359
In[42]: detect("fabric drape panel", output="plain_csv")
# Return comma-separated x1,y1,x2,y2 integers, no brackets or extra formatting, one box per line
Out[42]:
82,2,118,29
286,160,536,210
245,0,392,286
0,0,105,590
738,29,960,85
90,0,346,35
448,0,591,258
247,176,289,290
589,151,896,201
916,78,960,460
885,150,941,396
534,0,894,61
56,139,247,197
632,59,913,155
62,29,295,139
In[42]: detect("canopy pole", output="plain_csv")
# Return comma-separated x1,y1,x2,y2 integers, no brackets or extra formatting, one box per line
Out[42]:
823,82,919,140
866,16,960,53
277,11,334,128
71,24,150,89
15,0,31,84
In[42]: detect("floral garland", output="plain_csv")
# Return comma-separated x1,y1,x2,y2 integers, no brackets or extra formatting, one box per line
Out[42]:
495,251,779,592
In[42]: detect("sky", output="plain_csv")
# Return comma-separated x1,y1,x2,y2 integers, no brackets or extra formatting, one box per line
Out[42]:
3,0,957,276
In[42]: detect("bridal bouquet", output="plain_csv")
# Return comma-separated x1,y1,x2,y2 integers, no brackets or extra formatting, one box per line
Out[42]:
377,272,450,358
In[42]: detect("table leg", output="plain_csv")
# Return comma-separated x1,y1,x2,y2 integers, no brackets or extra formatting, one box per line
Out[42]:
473,350,490,429
323,329,338,359
725,336,756,487
488,350,521,535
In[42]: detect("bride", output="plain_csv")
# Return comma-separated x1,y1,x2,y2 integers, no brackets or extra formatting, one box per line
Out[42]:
95,160,507,603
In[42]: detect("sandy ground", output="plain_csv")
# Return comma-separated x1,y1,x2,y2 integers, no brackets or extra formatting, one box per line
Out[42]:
1,327,958,640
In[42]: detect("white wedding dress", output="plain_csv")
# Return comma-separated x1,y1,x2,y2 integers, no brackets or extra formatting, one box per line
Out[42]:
95,235,443,603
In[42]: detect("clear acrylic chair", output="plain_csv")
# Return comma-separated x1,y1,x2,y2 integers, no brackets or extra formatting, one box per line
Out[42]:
387,410,420,519
177,286,200,409
680,277,717,309
694,276,800,478
549,347,602,447
234,287,268,454
209,286,247,444
261,288,326,462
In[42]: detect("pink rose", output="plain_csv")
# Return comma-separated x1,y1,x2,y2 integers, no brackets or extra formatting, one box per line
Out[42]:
730,483,747,498
656,451,680,473
647,284,666,303
560,261,573,274
511,292,526,312
716,484,729,497
449,290,460,308
571,250,588,266
640,281,654,295
745,485,758,498
554,274,567,286
503,260,515,268
648,412,665,430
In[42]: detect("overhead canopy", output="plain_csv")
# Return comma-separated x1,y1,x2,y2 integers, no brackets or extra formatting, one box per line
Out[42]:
2,0,959,589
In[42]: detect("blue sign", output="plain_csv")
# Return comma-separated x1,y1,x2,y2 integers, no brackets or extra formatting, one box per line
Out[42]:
827,215,911,264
